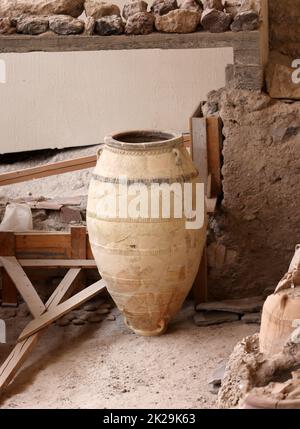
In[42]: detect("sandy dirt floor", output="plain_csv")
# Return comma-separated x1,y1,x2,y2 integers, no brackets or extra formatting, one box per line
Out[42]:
0,302,257,409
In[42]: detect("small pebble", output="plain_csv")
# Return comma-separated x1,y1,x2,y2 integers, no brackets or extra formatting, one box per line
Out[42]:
83,303,98,312
88,315,103,323
96,308,110,315
72,318,86,326
106,314,116,321
57,317,70,327
78,313,90,321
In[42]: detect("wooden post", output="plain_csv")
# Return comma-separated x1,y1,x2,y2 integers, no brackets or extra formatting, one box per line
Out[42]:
193,247,208,306
0,232,18,306
71,226,87,292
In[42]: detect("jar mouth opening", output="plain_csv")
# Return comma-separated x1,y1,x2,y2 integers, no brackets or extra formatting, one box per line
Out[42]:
104,130,182,149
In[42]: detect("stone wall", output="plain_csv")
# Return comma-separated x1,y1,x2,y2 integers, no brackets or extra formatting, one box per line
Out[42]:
206,89,300,299
269,0,300,57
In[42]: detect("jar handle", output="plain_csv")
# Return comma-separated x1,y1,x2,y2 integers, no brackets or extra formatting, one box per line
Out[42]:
97,143,105,160
172,148,182,166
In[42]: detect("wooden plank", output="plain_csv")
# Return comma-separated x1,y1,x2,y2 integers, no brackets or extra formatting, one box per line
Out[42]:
0,155,97,187
45,268,82,308
0,257,45,318
191,116,208,193
206,197,218,214
206,116,223,197
0,31,260,54
15,233,71,259
71,227,87,260
0,232,17,306
16,259,96,269
18,279,106,341
0,268,82,394
259,0,269,67
193,247,208,306
233,64,264,91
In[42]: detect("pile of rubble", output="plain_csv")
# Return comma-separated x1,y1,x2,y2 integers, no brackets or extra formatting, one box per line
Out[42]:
0,0,261,36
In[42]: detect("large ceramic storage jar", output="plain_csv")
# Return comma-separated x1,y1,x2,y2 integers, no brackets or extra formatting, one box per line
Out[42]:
87,130,207,336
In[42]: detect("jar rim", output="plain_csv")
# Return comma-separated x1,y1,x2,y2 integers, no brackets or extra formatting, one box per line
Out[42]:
104,130,183,150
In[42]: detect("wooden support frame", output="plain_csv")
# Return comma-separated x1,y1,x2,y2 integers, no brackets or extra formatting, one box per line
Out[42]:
190,103,223,305
0,256,106,395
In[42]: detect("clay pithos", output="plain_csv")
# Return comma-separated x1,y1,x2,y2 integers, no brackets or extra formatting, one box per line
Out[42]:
87,130,207,336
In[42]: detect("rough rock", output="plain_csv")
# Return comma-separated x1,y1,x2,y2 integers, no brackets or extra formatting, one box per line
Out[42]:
49,15,84,35
32,209,47,222
88,314,103,323
224,0,241,17
266,53,300,100
122,1,148,20
239,0,261,14
208,362,227,387
193,311,239,326
96,308,110,315
202,0,223,10
270,0,300,58
85,16,96,34
151,0,178,16
57,316,70,327
84,0,121,19
107,314,116,321
94,15,124,35
201,8,232,32
196,296,264,314
0,309,17,320
242,312,261,324
231,10,259,31
16,16,49,35
72,318,86,326
218,332,300,408
125,12,154,35
83,303,98,312
60,205,82,222
0,18,15,35
155,9,200,33
0,0,85,18
180,0,202,13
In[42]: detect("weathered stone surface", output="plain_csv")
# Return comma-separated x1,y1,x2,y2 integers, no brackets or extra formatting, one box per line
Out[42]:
85,16,96,34
57,316,70,327
155,9,200,33
0,309,17,320
270,0,300,57
122,1,148,20
210,89,300,300
94,15,124,35
60,205,82,222
85,0,121,19
107,314,116,321
83,303,98,312
151,0,178,16
201,8,232,32
231,10,259,31
125,12,154,35
0,18,15,35
49,15,84,35
202,0,223,10
180,0,202,13
0,0,85,18
266,54,300,100
196,296,264,314
16,15,49,35
194,311,239,326
208,362,227,387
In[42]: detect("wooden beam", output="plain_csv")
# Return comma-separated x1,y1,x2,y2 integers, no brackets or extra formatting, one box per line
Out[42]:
191,116,208,193
71,227,87,260
0,257,44,318
18,279,106,341
0,232,17,306
0,31,260,54
0,155,97,187
0,268,82,394
3,259,97,269
193,247,208,306
206,116,223,197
